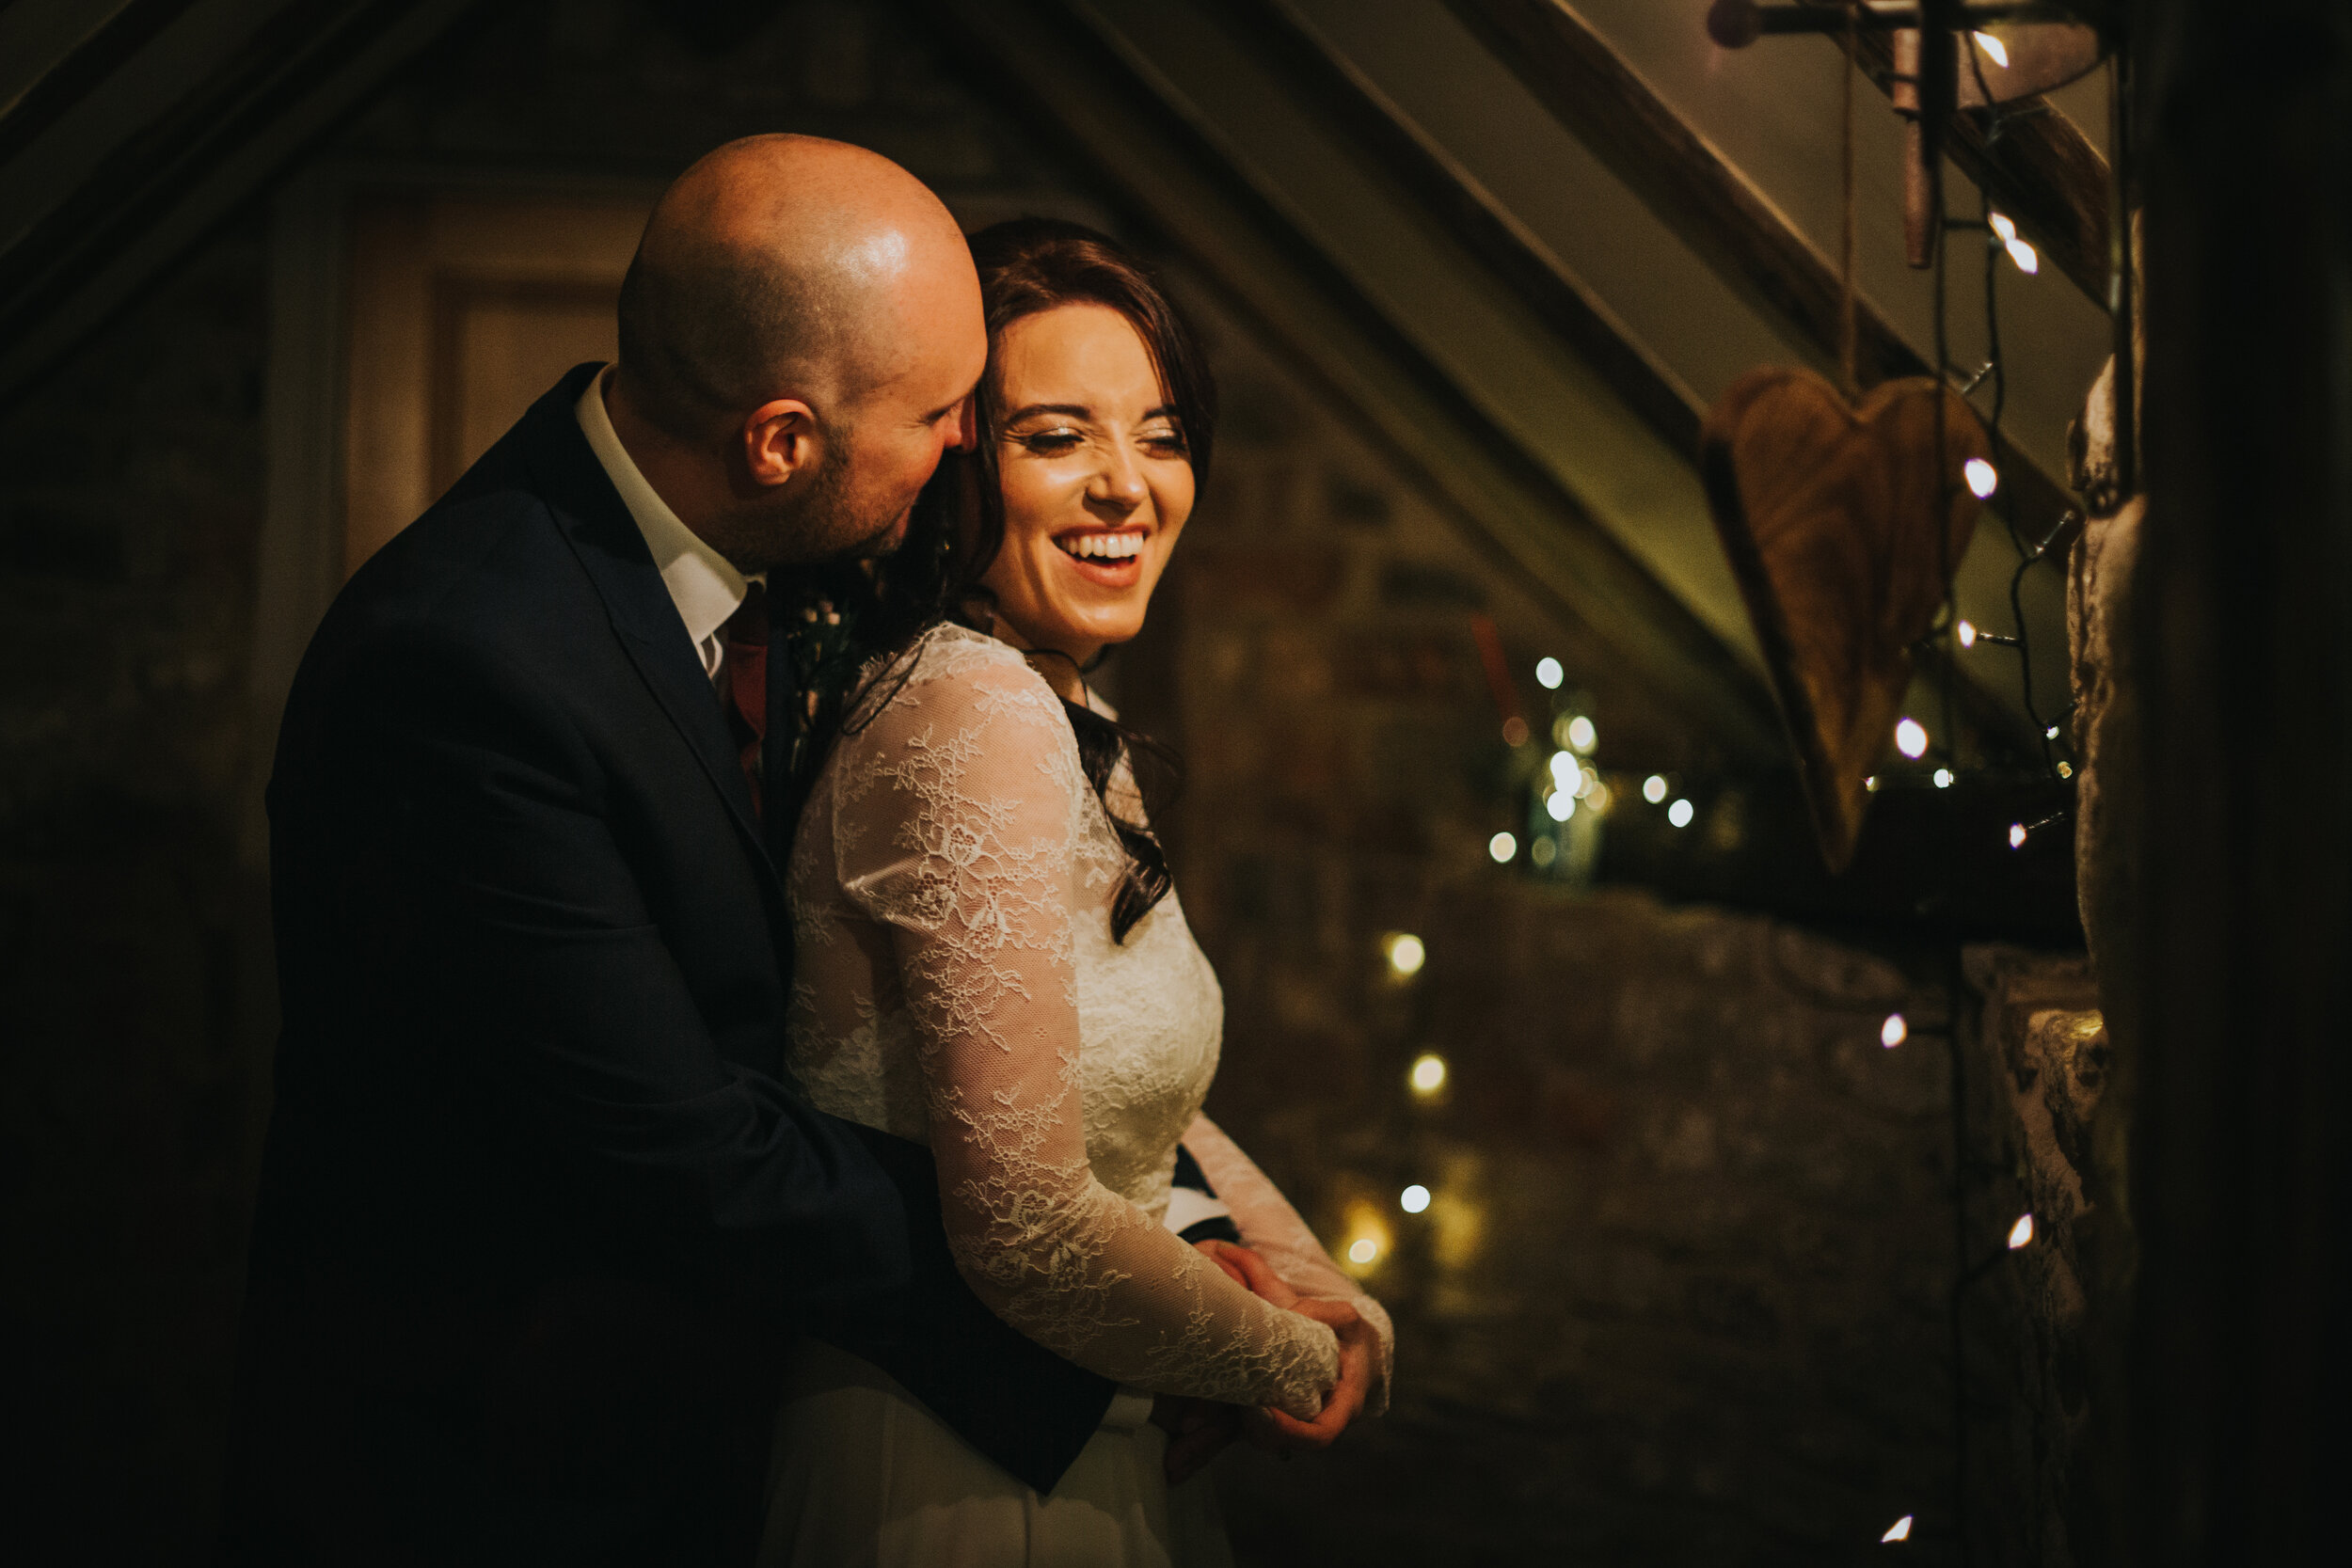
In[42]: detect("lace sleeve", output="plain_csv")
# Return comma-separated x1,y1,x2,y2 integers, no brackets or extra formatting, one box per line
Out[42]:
1183,1113,1394,1417
833,644,1340,1418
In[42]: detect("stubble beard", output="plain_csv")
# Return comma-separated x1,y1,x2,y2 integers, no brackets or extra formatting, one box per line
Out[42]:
752,433,912,569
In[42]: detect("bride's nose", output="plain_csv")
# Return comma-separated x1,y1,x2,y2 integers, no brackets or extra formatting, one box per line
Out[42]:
1087,440,1148,516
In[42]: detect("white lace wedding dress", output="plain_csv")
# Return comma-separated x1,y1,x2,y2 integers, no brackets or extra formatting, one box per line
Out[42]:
758,625,1382,1568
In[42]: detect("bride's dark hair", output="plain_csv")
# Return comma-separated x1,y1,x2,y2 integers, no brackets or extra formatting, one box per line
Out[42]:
853,216,1215,942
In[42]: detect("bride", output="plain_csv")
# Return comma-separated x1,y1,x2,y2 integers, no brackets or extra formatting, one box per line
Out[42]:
760,217,1392,1565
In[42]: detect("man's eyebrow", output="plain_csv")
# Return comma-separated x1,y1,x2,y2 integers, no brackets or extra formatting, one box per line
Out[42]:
1003,403,1092,422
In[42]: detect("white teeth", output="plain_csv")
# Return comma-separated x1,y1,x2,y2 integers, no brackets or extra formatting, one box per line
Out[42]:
1057,531,1143,562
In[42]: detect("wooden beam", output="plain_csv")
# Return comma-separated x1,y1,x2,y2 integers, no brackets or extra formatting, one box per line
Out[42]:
1445,0,2083,559
1788,0,2114,303
1207,0,1705,461
1225,0,2057,754
0,0,481,407
913,0,1788,761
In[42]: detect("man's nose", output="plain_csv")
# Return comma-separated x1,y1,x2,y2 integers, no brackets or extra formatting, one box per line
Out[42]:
949,399,978,452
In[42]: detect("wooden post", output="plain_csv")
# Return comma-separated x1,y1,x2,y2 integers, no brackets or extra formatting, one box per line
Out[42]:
2132,0,2352,1560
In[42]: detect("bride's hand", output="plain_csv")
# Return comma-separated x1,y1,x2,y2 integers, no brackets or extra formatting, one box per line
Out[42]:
1191,1238,1300,1308
1246,1297,1375,1456
1152,1239,1300,1483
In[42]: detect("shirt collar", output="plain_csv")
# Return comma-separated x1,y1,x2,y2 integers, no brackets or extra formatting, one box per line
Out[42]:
575,366,755,657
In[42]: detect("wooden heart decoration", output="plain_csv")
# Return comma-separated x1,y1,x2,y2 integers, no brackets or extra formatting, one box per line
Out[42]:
1699,367,1988,874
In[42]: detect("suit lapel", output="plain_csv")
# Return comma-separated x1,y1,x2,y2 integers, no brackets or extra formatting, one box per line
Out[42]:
521,366,776,887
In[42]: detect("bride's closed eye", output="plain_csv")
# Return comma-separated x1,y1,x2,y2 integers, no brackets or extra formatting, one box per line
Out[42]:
1011,424,1089,454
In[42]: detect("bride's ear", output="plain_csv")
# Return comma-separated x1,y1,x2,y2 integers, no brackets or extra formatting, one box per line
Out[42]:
739,397,823,490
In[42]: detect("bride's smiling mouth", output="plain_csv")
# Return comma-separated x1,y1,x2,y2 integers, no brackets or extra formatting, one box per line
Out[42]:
1052,528,1147,584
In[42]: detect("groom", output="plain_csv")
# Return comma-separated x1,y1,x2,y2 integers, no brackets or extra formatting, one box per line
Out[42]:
220,136,1138,1566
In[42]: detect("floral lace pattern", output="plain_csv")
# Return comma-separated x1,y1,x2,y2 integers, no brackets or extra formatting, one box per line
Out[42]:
787,626,1340,1418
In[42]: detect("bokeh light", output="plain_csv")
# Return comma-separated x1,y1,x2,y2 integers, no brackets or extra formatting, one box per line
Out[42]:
1895,718,1929,758
1667,799,1694,829
1534,657,1564,690
1400,1184,1431,1214
1488,832,1518,863
1382,932,1426,977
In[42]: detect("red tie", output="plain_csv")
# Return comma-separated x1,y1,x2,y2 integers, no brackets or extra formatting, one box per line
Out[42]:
722,582,767,814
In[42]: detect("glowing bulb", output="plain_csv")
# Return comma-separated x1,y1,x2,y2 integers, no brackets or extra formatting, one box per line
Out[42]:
1347,1238,1379,1264
1535,657,1564,689
1667,799,1694,829
1546,790,1575,822
1408,1053,1448,1095
1400,1183,1431,1213
1882,1012,1908,1049
1973,31,2009,67
1865,775,1880,793
1895,718,1929,759
1933,768,1954,789
1549,751,1579,787
2045,724,2060,739
2007,237,2040,274
1883,1514,1914,1543
1643,774,1668,803
2009,822,2027,849
2009,1212,2035,1249
2057,760,2074,779
1989,211,2018,245
1383,932,1426,977
1964,457,1998,498
1488,831,1518,863
1957,619,1979,648
1565,715,1597,753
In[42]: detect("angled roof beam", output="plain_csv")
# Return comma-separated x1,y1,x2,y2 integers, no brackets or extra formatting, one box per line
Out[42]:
1456,0,2110,306
1444,0,2084,554
0,0,482,407
1800,0,2114,305
1232,0,2049,759
1207,0,1705,461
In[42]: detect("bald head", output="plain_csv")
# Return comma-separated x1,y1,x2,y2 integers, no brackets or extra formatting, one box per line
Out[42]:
616,135,976,440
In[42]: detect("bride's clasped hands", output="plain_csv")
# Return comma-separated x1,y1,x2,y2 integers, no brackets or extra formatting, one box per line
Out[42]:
1156,1240,1383,1485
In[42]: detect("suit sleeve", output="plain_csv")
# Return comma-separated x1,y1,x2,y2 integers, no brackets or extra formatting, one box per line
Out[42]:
310,624,913,1315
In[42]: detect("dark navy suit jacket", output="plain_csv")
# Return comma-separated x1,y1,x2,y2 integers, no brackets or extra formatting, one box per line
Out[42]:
218,365,1114,1566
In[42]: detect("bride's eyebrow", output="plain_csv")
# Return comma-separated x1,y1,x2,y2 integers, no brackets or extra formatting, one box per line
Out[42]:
1003,402,1091,423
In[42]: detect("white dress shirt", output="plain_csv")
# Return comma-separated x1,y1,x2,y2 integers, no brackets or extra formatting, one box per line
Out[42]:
575,366,757,687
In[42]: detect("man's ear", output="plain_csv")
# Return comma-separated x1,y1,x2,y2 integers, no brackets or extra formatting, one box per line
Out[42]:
739,397,824,490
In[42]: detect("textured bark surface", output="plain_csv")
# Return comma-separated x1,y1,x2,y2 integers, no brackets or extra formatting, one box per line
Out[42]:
1963,947,2132,1568
2066,490,2144,1054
